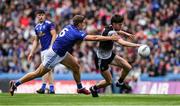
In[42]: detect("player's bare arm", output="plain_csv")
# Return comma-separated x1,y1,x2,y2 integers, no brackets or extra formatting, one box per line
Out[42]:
28,36,39,62
84,35,118,41
50,29,57,46
117,30,135,40
116,38,141,47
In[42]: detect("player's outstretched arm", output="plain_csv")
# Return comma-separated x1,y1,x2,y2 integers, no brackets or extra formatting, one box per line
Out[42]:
116,38,141,47
117,30,135,40
84,35,118,41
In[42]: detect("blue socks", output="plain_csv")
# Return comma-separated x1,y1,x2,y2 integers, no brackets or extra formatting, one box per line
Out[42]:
41,83,46,91
15,81,21,87
77,83,83,89
15,81,55,93
49,84,54,92
41,84,55,92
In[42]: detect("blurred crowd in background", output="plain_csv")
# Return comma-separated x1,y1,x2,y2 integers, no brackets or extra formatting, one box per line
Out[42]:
0,0,179,80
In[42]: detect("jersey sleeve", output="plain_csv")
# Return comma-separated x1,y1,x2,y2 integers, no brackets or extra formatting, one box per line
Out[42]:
77,31,87,40
49,22,55,30
102,26,114,36
102,27,111,36
31,29,36,37
102,29,108,36
34,28,38,36
46,20,55,30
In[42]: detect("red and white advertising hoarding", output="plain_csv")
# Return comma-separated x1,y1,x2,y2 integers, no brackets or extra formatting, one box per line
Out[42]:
16,80,97,94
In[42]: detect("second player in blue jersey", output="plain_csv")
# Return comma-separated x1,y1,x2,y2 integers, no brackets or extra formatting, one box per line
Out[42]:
28,9,56,94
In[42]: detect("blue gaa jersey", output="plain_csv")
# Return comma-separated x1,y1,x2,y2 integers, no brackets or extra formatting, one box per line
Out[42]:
34,20,55,51
52,24,87,57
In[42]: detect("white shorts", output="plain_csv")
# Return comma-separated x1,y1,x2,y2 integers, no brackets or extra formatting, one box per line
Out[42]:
42,48,67,69
41,49,49,62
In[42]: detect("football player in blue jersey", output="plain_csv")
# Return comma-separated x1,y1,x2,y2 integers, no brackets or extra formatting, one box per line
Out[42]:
28,10,56,94
9,15,119,96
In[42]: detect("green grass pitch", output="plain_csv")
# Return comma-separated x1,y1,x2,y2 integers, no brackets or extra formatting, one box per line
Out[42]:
0,93,180,106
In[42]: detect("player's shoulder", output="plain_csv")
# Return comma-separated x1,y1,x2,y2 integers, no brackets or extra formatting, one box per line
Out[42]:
66,24,77,31
102,25,113,34
65,24,72,28
45,20,53,24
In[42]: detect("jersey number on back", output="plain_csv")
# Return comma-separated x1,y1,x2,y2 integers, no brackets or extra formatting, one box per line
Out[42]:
58,28,69,37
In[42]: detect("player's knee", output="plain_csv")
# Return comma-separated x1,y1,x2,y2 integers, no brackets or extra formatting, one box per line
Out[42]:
126,64,132,71
34,68,48,78
30,71,40,78
106,80,113,85
34,71,43,78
